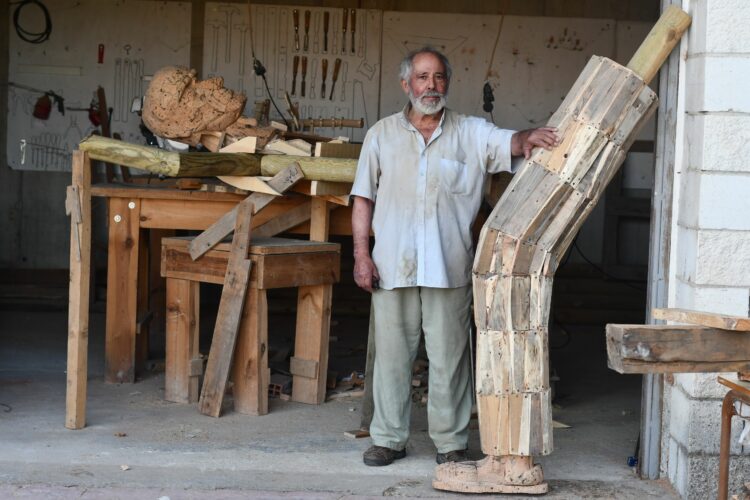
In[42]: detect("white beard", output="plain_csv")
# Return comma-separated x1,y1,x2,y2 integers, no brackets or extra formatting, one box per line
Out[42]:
409,89,446,115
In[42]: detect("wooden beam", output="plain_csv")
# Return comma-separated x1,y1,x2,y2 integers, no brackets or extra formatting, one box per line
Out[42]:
188,164,304,260
652,308,750,332
606,323,750,374
198,197,255,417
627,5,691,84
65,151,92,429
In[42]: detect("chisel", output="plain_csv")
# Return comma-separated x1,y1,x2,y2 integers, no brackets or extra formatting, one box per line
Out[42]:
350,10,356,54
321,58,328,99
303,10,311,52
291,55,299,95
329,57,341,100
301,56,308,97
293,9,300,52
323,11,330,53
341,8,347,54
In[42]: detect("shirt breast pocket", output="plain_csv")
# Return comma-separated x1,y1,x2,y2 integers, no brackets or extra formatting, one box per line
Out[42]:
439,158,472,196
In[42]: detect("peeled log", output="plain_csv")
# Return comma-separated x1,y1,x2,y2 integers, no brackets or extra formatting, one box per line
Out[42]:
78,135,357,181
261,155,357,182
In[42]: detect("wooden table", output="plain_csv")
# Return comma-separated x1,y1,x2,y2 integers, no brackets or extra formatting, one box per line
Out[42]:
65,151,353,428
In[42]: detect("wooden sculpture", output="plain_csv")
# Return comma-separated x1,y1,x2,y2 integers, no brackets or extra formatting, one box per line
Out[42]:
433,6,691,494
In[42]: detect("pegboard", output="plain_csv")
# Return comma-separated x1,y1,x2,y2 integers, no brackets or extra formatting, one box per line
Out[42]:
204,3,382,143
381,14,651,130
6,0,191,172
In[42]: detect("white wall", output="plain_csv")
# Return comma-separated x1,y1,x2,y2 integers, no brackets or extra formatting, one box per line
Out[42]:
663,0,750,497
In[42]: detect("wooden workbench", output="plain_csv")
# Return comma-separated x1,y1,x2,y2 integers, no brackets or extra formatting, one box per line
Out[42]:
66,151,353,428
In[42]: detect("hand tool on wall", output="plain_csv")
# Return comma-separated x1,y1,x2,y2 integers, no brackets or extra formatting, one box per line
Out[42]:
341,8,348,54
293,9,300,52
303,10,311,52
301,56,308,97
309,59,318,99
321,58,328,99
323,11,330,53
291,55,299,95
284,92,301,130
350,10,356,54
329,57,341,100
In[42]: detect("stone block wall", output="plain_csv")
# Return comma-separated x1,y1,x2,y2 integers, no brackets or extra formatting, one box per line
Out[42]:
663,0,750,498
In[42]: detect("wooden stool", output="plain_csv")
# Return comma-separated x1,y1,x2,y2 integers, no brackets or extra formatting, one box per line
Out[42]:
160,236,340,415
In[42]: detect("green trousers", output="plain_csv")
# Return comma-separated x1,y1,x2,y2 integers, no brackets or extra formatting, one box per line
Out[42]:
369,285,473,453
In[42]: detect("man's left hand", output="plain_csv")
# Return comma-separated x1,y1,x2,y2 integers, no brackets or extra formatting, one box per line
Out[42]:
511,127,560,159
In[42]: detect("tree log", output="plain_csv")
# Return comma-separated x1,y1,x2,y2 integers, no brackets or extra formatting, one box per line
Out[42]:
261,155,357,182
78,135,357,182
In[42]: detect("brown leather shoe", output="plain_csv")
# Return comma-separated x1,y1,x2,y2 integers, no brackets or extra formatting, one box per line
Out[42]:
363,445,406,466
436,449,469,464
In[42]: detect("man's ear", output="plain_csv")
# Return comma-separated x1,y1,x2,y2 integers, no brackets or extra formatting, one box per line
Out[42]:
400,79,409,95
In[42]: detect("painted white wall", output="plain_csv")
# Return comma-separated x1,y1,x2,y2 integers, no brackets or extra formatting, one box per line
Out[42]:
663,0,750,497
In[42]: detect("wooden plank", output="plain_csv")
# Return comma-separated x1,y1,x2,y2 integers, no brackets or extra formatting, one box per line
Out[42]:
140,199,240,230
253,201,312,238
606,324,750,374
104,197,141,383
188,164,304,260
91,185,246,202
166,235,338,255
314,141,362,159
652,308,750,332
232,288,269,415
198,198,255,417
66,151,92,430
162,245,339,290
164,278,200,403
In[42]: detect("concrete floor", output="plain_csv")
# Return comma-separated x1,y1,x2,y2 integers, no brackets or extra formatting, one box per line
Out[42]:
0,307,678,499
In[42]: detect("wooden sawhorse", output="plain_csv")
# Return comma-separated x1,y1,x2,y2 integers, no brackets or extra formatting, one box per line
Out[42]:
161,236,340,414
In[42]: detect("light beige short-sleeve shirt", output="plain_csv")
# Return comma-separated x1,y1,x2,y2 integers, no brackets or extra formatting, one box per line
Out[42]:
351,107,518,290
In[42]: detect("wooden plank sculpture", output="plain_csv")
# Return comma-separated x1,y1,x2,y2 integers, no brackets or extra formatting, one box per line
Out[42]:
433,6,691,494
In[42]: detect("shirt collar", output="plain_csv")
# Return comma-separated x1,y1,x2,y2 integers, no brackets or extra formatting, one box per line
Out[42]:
398,103,449,131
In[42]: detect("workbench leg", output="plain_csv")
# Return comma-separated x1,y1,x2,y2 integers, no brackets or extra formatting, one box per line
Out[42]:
66,151,92,429
149,229,175,347
105,197,141,383
232,288,269,415
292,284,332,404
165,278,200,403
136,229,150,373
292,198,333,404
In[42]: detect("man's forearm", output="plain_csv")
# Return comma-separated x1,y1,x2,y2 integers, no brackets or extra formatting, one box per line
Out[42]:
352,196,374,258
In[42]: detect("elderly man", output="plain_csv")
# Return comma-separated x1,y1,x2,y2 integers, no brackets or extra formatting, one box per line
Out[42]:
350,47,558,466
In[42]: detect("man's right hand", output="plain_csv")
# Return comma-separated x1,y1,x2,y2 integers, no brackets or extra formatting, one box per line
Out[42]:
354,254,381,293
